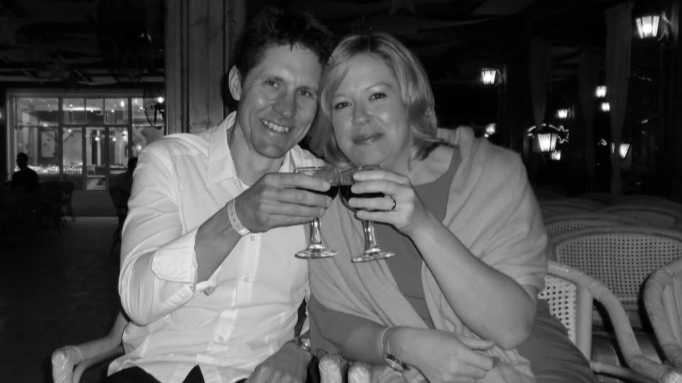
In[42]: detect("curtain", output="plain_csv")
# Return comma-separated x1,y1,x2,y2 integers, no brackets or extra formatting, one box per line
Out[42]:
529,38,551,134
605,1,633,199
579,50,600,185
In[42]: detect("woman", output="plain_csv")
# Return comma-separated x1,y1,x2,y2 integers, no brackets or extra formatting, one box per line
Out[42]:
307,33,595,383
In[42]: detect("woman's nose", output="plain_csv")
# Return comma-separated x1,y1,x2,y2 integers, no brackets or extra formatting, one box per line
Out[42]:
352,105,370,125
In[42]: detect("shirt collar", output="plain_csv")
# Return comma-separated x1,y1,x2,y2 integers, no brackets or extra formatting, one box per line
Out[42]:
207,112,300,185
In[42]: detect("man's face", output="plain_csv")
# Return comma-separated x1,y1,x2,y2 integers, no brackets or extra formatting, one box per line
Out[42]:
16,156,27,168
230,45,323,160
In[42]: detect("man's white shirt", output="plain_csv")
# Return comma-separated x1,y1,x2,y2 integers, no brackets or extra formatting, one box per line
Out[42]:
111,112,322,383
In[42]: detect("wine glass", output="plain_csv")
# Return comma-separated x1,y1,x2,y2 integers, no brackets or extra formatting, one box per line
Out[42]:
294,165,340,259
339,165,395,262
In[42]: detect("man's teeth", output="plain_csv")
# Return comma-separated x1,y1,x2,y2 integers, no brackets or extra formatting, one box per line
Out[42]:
263,120,290,133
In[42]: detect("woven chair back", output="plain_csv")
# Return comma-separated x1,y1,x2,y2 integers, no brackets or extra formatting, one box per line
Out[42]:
550,226,682,303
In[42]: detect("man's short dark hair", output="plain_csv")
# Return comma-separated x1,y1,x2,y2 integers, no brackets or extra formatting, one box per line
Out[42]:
233,7,334,83
16,152,28,162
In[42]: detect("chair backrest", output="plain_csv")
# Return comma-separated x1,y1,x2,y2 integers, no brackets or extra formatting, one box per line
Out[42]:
544,213,644,239
599,205,682,229
644,258,682,369
550,226,682,303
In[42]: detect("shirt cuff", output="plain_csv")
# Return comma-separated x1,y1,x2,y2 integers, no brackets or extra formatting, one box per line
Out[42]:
150,228,217,293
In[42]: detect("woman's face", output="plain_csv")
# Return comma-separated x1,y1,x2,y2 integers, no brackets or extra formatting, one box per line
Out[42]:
330,54,411,170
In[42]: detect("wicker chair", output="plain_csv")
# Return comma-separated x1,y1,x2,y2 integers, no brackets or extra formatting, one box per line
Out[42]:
544,213,644,239
549,226,682,327
599,205,682,230
644,257,682,370
318,262,682,383
541,262,681,383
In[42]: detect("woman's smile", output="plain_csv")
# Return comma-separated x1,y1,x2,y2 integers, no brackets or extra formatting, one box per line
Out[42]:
353,132,384,145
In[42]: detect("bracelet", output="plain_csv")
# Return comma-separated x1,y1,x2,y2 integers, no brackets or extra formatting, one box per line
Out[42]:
226,198,250,236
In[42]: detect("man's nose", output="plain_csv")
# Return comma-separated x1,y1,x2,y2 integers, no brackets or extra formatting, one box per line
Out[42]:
274,92,295,118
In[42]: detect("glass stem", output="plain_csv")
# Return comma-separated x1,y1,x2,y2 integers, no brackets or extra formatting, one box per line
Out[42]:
361,220,378,250
309,218,322,245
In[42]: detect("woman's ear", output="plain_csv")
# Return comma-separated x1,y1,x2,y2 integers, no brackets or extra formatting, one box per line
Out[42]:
228,66,242,101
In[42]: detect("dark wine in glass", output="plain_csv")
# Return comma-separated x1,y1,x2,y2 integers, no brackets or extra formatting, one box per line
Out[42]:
339,165,395,262
294,166,339,259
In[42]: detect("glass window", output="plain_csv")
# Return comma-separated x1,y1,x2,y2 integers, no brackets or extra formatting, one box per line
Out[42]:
16,98,58,127
13,126,59,176
86,98,104,125
62,127,84,190
85,127,107,190
63,98,86,125
105,98,129,124
109,127,129,176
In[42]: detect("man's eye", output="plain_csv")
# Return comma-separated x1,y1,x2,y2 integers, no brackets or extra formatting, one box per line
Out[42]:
369,92,386,101
265,80,278,87
299,90,314,98
333,101,350,110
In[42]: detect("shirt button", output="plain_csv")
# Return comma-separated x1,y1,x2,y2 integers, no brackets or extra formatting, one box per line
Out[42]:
244,277,250,282
218,336,224,342
250,235,256,242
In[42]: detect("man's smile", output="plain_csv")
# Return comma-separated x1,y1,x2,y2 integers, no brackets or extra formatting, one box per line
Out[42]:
262,119,291,133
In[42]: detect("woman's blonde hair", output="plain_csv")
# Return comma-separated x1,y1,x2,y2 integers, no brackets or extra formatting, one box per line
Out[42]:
309,32,440,166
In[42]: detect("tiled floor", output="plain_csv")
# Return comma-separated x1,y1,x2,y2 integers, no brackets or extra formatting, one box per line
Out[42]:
1,217,121,383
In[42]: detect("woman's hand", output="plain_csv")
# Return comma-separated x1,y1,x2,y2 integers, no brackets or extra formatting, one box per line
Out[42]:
348,169,432,237
393,328,497,383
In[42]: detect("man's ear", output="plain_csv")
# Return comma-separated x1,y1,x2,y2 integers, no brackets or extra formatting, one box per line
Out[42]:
228,66,242,102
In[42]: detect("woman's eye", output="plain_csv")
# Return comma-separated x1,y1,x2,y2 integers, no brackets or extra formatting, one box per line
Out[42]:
369,92,386,101
333,101,350,110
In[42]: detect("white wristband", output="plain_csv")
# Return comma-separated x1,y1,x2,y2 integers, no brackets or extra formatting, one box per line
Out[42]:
226,198,250,236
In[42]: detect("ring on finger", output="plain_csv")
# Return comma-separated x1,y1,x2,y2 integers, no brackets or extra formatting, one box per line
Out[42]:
389,197,397,211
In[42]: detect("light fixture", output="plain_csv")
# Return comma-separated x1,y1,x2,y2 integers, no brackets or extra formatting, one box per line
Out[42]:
596,86,607,98
481,68,500,86
635,14,660,39
610,142,631,159
556,109,570,119
537,132,559,153
601,102,610,112
550,150,562,161
484,123,496,137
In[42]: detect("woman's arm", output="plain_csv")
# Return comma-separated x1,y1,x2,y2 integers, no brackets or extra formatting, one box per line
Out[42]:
410,214,538,349
310,295,496,382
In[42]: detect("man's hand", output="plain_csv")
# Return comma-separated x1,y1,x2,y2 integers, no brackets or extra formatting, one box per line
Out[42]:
236,172,332,233
247,341,313,383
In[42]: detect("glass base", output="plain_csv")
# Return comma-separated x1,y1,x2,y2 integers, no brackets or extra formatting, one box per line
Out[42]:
295,243,337,259
351,248,395,263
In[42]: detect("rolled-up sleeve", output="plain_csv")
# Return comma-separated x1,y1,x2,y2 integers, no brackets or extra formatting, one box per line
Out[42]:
119,145,218,326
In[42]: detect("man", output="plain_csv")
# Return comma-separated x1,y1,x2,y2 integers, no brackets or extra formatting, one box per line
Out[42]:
108,8,334,383
10,152,39,193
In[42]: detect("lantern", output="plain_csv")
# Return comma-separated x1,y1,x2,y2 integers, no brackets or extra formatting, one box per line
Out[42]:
481,68,499,85
556,109,570,119
596,86,607,98
600,102,610,112
635,14,660,39
550,150,561,161
610,142,631,159
537,132,558,153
